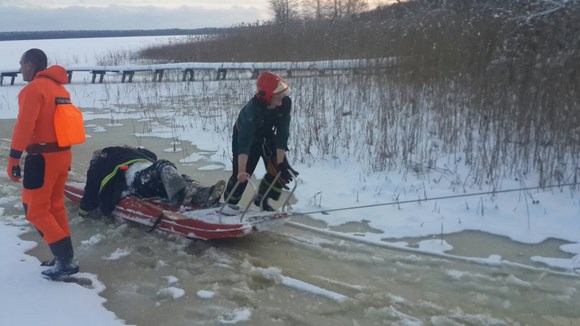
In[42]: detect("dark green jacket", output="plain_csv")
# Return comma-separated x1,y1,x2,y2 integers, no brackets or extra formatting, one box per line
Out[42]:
235,95,291,155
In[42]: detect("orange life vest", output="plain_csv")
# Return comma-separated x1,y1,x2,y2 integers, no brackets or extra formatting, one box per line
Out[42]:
54,97,86,146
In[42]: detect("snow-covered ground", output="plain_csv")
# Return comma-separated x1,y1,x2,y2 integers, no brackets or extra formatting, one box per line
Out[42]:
1,37,579,325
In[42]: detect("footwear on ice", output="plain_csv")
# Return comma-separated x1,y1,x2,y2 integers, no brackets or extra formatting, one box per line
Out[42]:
41,236,79,280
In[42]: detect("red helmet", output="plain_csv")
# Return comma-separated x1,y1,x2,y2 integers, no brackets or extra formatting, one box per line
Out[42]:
256,71,289,105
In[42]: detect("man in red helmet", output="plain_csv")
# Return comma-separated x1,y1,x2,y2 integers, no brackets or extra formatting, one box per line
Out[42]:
224,71,298,211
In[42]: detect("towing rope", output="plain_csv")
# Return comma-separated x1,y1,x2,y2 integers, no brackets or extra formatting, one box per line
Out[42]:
289,182,578,216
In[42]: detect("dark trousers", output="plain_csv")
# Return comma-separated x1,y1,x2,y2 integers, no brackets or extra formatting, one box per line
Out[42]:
225,135,283,205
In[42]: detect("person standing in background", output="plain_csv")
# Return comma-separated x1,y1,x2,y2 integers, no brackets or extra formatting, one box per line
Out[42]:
7,48,79,280
224,71,298,211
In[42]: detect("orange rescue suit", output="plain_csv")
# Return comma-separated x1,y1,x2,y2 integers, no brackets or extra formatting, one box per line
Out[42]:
10,65,73,244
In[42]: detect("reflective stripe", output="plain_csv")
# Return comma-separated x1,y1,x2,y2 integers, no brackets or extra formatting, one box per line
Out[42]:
224,190,242,202
99,158,151,194
262,177,283,193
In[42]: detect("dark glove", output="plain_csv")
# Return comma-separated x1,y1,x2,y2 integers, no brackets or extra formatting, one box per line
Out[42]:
277,161,299,183
7,156,21,183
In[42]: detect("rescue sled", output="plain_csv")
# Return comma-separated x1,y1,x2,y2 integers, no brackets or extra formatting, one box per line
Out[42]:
64,177,297,240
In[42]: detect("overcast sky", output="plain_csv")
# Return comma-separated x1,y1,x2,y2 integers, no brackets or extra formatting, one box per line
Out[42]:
0,1,271,32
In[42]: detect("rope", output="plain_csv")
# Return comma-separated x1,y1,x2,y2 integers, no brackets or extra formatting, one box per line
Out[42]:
290,182,578,216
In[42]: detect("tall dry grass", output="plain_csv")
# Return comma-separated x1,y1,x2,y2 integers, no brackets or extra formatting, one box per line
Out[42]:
132,0,579,188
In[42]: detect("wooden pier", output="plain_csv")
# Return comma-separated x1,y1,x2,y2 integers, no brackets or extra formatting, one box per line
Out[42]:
0,58,403,86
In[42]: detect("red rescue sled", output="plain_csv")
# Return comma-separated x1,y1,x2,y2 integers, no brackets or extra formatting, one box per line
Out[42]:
64,181,293,240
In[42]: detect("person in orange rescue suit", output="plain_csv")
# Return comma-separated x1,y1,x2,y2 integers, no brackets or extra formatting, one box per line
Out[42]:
223,71,299,211
6,48,79,280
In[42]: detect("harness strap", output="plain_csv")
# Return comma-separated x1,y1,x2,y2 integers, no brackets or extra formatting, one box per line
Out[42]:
146,212,165,233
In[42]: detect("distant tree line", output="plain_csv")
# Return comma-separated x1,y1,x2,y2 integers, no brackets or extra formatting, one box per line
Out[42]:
269,0,369,24
0,28,221,41
140,0,579,71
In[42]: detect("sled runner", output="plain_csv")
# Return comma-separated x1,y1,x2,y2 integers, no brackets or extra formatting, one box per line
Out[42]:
64,178,296,240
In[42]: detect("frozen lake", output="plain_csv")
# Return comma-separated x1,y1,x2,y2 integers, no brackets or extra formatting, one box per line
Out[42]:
1,115,579,325
1,36,579,325
0,35,188,70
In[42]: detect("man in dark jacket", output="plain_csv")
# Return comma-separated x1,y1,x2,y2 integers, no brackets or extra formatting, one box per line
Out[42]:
224,71,298,211
79,146,225,216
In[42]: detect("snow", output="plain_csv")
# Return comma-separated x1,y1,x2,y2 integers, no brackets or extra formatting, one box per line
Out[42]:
179,153,206,163
248,265,348,302
530,256,580,271
280,275,348,302
0,215,126,326
124,161,153,186
162,147,182,152
217,308,252,324
1,36,579,325
81,233,106,246
162,275,179,285
417,239,453,253
198,164,225,171
102,248,132,260
561,243,580,255
197,289,216,299
156,287,186,300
